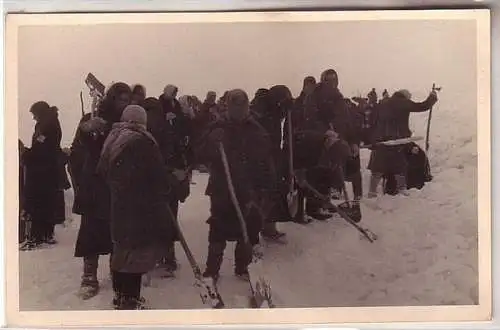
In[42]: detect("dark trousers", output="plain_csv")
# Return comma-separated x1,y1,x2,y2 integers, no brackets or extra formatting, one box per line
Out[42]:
205,240,251,275
348,171,363,200
112,271,143,300
304,168,331,214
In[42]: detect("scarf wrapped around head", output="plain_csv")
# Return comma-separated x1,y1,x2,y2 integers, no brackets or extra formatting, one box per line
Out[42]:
97,105,157,177
178,95,195,118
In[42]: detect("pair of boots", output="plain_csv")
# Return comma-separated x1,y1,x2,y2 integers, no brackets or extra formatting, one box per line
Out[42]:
202,241,252,282
157,242,178,277
368,172,409,198
20,223,56,251
77,255,109,300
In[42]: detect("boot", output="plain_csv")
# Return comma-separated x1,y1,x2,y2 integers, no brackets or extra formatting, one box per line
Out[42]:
367,172,383,198
77,256,100,300
114,296,146,310
203,241,225,281
395,174,410,196
261,222,286,242
158,242,178,277
234,241,251,281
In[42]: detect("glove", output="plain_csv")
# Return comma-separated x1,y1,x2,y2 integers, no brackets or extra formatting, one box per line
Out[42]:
428,90,438,104
209,128,225,143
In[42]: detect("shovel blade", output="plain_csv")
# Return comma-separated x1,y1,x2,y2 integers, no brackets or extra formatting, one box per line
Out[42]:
287,191,299,218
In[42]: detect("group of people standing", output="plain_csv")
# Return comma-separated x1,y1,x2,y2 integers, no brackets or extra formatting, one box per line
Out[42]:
19,68,438,310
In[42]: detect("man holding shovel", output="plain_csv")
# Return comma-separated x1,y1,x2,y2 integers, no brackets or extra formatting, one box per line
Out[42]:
195,89,277,281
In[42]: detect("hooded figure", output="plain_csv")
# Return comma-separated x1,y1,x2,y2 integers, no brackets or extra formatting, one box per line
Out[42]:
195,89,278,281
69,82,132,300
179,95,196,119
303,69,360,215
155,84,194,275
97,105,175,310
21,102,64,249
252,85,295,239
131,84,146,105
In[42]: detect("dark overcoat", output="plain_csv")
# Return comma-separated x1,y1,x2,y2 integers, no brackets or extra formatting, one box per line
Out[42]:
99,133,175,273
195,118,277,244
368,92,437,174
70,113,115,257
23,117,63,226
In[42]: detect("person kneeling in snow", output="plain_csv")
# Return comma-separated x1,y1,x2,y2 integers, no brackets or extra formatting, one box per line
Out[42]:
195,89,277,282
97,105,176,310
293,129,352,223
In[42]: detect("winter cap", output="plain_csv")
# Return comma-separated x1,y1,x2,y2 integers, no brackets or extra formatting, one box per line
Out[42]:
320,69,338,82
396,89,412,100
120,104,147,126
164,84,178,97
303,76,317,85
227,89,249,108
132,84,146,95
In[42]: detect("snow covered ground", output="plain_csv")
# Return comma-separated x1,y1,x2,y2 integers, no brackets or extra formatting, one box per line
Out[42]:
19,137,478,310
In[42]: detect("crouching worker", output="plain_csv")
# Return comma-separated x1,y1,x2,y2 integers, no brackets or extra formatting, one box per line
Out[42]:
384,142,433,195
97,105,175,310
195,89,277,282
293,130,352,223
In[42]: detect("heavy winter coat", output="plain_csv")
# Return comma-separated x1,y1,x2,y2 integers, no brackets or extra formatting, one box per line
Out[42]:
308,83,357,144
23,116,63,225
368,92,437,175
70,112,116,257
97,123,175,273
195,118,278,244
158,95,194,169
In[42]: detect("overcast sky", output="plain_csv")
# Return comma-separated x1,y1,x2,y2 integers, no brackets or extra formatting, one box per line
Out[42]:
17,19,476,146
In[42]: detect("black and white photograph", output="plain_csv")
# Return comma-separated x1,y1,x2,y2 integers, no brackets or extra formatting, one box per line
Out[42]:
5,9,491,327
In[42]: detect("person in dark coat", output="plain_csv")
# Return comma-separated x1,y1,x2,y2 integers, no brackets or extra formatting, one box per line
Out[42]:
252,85,296,240
157,84,194,275
195,91,219,140
131,84,146,105
19,140,28,244
367,89,438,197
97,104,175,310
195,89,278,281
21,102,63,250
303,69,358,215
292,129,352,223
69,82,132,299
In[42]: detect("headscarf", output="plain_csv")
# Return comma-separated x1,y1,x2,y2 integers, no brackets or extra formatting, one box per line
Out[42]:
97,105,157,177
178,95,195,118
163,84,178,99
